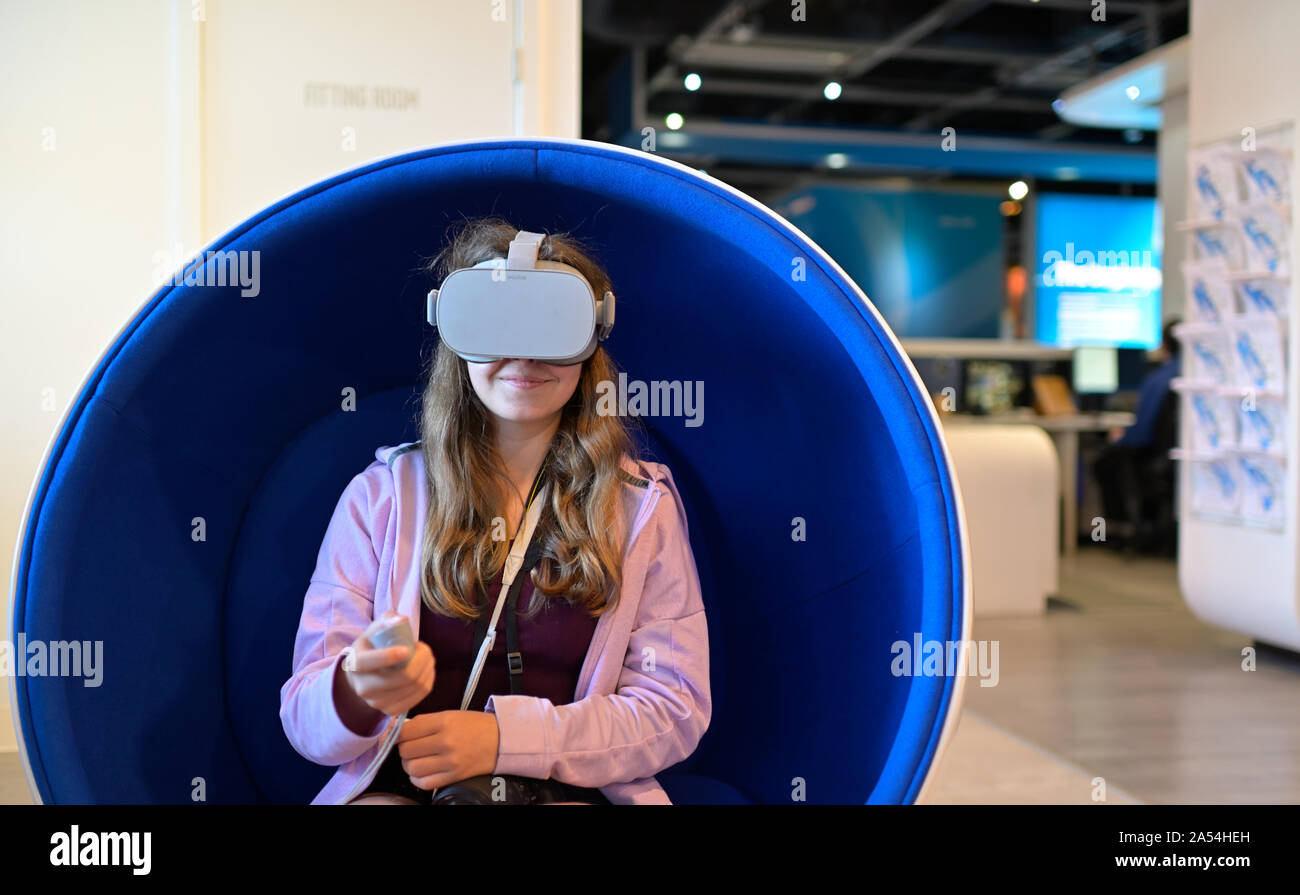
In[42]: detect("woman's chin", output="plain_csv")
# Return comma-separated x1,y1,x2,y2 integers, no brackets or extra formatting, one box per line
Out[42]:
491,405,561,424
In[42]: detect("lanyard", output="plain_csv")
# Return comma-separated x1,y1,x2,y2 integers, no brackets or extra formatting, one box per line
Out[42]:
462,458,548,711
336,456,549,805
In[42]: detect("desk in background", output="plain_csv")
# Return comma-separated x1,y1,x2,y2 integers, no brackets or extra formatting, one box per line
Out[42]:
941,411,1136,558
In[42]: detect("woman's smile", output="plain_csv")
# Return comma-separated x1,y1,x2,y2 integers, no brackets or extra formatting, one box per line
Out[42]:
468,356,579,427
500,373,551,390
496,364,553,390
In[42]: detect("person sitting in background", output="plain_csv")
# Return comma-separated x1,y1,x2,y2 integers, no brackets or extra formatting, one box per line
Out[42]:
1092,320,1181,544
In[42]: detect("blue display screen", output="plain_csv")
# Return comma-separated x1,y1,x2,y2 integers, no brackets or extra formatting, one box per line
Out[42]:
776,184,1006,339
1034,193,1161,348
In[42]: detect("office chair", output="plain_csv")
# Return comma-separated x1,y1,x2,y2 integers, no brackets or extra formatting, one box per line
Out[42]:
1133,389,1180,556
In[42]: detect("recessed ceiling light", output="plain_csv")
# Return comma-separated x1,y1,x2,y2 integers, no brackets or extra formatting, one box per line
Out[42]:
1008,180,1029,200
824,81,843,101
684,73,701,91
665,112,684,130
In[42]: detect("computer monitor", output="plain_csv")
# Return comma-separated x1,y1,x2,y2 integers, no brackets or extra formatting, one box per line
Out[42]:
1073,345,1118,394
966,359,1022,413
1116,346,1148,390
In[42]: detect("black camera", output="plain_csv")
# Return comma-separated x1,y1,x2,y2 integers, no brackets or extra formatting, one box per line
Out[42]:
430,774,608,805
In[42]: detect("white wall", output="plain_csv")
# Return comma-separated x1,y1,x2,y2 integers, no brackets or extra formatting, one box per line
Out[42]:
1177,0,1300,649
205,1,517,237
1,0,578,754
0,0,186,755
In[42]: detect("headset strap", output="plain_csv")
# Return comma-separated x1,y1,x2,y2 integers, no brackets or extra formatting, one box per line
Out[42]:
507,231,544,270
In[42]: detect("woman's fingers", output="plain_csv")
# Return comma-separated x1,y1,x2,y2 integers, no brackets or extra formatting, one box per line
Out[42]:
358,677,426,709
344,639,437,716
347,644,411,673
361,665,436,715
404,757,459,790
349,642,431,689
354,665,421,695
418,644,436,696
401,753,454,777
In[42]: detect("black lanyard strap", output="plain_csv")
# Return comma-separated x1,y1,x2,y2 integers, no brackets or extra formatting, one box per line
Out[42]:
468,457,551,707
469,535,546,704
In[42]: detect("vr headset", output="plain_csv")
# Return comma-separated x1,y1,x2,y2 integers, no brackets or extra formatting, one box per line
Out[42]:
426,230,616,365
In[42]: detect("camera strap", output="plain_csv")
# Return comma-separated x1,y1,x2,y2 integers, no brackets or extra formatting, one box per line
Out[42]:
463,459,548,711
469,534,546,701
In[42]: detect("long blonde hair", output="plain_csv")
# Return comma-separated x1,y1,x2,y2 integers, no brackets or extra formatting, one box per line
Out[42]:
416,217,642,622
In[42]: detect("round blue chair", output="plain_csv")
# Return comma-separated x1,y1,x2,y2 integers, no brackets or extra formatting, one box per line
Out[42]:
9,138,970,804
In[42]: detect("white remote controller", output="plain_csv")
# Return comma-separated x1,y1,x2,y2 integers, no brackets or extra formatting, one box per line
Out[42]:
362,615,415,669
333,615,417,804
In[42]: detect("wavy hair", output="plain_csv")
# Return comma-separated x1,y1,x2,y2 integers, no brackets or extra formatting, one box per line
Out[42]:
416,217,642,622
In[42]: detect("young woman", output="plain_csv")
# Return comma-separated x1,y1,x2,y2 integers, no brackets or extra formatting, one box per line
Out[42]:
278,217,711,804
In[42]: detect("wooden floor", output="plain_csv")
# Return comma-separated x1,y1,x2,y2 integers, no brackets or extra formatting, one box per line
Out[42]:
2,545,1297,804
0,751,32,805
928,545,1300,804
924,710,1142,804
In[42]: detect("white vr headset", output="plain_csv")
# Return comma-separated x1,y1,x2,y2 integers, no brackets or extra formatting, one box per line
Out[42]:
426,230,616,365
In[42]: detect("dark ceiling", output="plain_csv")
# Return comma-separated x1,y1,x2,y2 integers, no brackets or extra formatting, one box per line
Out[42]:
581,0,1188,196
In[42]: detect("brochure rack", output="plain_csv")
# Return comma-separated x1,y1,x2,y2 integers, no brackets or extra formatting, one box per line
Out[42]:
1173,121,1300,650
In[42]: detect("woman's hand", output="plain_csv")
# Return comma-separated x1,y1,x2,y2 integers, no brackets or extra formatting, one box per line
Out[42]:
395,711,501,790
341,615,435,717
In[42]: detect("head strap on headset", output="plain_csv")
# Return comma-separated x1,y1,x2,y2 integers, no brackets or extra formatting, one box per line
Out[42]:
507,230,545,269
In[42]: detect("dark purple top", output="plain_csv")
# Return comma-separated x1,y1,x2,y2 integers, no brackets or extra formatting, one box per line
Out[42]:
412,567,600,713
363,566,600,799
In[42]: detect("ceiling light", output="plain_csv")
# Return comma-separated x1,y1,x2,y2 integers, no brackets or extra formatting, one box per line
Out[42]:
824,81,842,101
665,112,684,130
827,153,849,169
1008,180,1029,201
1125,85,1141,100
684,73,701,91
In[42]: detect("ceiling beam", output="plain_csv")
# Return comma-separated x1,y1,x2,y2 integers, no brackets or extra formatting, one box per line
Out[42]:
1037,121,1077,140
625,118,1156,183
623,0,1186,157
835,0,995,80
668,76,1052,113
670,34,1101,73
763,0,994,122
900,3,1181,132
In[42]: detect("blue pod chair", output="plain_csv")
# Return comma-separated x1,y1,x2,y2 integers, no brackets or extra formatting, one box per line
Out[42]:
8,138,970,804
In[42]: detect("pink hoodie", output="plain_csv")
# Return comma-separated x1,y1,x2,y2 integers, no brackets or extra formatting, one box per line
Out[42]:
279,442,711,804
